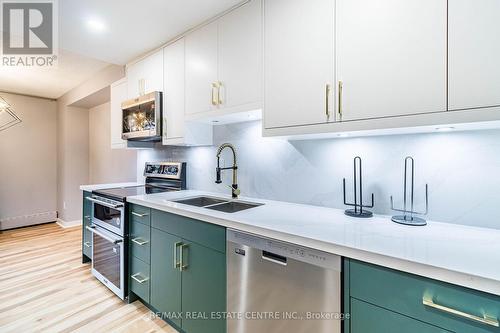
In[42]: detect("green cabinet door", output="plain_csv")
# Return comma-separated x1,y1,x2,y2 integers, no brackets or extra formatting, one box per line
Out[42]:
181,241,226,333
351,298,452,333
150,229,182,328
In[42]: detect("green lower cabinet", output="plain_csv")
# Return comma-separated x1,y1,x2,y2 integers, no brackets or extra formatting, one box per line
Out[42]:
345,259,500,333
181,241,226,333
130,220,151,264
128,205,228,332
150,229,183,328
130,256,151,303
351,298,451,333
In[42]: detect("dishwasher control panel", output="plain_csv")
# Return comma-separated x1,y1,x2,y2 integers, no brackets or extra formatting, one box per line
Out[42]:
227,229,341,270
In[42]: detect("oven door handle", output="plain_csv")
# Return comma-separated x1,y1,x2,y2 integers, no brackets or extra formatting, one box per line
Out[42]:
86,197,123,209
86,225,123,244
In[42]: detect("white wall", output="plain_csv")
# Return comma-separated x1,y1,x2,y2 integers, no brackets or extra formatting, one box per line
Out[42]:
57,65,125,223
138,121,500,230
89,102,137,184
0,93,57,229
56,103,89,223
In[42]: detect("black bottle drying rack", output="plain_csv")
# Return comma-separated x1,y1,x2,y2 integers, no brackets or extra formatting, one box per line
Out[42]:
390,156,429,226
343,156,374,218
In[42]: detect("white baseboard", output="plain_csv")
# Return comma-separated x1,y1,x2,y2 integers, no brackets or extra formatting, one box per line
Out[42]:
0,211,57,230
56,218,82,228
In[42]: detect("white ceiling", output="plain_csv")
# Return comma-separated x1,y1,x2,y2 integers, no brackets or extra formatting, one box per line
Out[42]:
0,0,242,99
60,0,243,65
0,49,110,99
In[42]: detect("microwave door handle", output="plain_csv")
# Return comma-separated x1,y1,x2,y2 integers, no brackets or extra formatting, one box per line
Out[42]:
86,197,123,209
86,226,123,244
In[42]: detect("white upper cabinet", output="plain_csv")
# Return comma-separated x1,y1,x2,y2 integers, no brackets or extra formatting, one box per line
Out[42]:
218,0,262,112
336,0,447,121
449,0,500,110
163,38,213,146
185,0,262,118
263,0,334,129
127,49,164,99
164,38,186,141
110,78,127,149
185,21,219,115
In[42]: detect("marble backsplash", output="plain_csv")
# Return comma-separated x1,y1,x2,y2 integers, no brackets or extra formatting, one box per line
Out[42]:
137,121,500,230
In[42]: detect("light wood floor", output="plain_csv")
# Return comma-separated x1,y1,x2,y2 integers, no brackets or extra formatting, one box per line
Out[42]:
0,223,177,333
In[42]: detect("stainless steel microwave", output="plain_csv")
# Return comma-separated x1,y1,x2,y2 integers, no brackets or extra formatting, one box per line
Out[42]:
121,91,162,141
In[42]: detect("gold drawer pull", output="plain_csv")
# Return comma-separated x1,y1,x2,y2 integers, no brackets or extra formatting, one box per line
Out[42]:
174,241,182,269
211,82,219,105
131,237,149,246
180,244,189,271
218,81,223,105
131,211,149,218
423,297,499,327
131,273,149,284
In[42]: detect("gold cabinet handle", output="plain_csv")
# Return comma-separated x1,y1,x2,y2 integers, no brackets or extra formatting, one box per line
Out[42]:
131,211,149,218
338,81,343,121
423,297,499,327
174,241,182,269
325,83,331,120
218,81,223,105
211,82,219,105
131,237,149,246
131,273,149,284
180,243,189,271
83,241,91,248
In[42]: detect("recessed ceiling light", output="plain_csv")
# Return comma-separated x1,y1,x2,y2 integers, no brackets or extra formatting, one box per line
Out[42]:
436,126,455,132
86,18,106,32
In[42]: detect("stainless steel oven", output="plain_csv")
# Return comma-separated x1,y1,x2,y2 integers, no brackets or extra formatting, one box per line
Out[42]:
85,162,187,302
86,224,125,299
121,91,162,142
85,194,126,299
87,195,124,235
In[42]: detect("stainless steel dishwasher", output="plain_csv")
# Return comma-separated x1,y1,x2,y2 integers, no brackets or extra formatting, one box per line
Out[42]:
227,229,342,333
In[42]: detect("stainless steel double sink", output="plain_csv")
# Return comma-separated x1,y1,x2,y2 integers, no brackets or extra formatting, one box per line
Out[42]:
172,196,263,213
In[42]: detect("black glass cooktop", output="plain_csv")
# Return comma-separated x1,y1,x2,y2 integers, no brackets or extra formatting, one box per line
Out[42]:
94,185,177,201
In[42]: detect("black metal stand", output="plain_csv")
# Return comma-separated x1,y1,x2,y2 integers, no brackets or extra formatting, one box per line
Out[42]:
390,157,429,226
343,156,374,218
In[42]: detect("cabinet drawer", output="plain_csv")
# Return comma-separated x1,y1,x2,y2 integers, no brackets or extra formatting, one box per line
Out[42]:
151,209,226,253
130,220,150,264
351,298,451,333
130,256,150,303
129,204,151,226
350,260,500,332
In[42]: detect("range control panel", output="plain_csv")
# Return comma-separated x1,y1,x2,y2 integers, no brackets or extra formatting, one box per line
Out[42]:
144,162,184,179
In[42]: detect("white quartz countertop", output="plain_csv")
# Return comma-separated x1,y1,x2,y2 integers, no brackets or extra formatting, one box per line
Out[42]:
127,190,500,296
80,182,143,192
